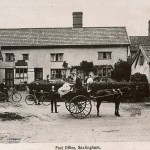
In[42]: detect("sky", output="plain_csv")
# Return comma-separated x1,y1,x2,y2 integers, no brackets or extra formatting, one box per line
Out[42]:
0,0,150,36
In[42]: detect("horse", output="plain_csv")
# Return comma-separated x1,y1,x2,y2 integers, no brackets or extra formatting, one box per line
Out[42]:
90,87,129,117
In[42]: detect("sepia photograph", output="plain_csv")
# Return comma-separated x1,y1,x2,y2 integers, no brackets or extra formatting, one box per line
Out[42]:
0,0,150,149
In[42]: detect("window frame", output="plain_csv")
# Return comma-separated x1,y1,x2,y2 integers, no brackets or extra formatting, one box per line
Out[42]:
5,53,15,62
98,52,111,60
50,53,64,62
98,67,111,77
15,68,28,79
51,69,66,79
139,55,144,66
22,54,29,60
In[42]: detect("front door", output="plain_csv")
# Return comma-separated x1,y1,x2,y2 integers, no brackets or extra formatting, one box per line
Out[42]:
34,68,43,81
5,68,14,87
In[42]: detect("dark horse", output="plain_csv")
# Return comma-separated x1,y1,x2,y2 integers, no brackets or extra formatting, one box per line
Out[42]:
90,87,129,117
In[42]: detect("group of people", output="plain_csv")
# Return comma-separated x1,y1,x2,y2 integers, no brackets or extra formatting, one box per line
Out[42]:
0,75,93,114
75,74,94,90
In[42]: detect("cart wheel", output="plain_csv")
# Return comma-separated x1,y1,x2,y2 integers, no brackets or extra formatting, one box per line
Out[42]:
69,95,92,119
41,95,51,106
25,94,35,105
65,99,71,111
12,92,22,102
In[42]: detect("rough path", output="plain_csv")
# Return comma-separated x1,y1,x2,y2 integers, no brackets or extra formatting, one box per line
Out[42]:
0,91,150,143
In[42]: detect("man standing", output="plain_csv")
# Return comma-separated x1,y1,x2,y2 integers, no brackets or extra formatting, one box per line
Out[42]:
87,75,93,84
1,80,9,102
50,86,58,113
87,75,93,90
75,74,82,89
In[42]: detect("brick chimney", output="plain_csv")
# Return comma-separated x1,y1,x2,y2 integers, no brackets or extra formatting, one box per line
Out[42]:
73,12,83,28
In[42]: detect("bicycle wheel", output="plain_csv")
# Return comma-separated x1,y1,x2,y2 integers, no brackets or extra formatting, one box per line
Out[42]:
0,92,6,101
12,92,22,102
25,94,35,105
41,95,51,106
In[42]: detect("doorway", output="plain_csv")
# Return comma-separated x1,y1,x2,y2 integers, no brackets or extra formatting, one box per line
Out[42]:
34,68,43,81
5,68,14,87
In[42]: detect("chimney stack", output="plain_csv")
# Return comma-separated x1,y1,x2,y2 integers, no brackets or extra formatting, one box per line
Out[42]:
73,12,83,28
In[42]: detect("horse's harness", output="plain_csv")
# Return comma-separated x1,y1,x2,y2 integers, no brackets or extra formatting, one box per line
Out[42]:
112,88,123,98
89,88,123,100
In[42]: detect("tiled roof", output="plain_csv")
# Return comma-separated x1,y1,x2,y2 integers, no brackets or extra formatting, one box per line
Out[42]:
129,36,150,52
140,45,150,62
0,27,129,47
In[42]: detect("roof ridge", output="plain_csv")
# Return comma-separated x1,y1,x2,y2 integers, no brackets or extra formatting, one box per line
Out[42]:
0,26,126,30
130,36,149,37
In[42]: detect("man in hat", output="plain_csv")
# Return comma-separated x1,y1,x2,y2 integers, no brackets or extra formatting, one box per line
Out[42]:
75,74,83,89
50,86,58,113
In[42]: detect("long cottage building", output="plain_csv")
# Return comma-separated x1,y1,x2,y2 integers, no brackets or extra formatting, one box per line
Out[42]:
0,12,130,86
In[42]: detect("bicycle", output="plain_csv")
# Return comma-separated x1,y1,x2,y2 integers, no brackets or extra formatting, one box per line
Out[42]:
5,87,22,102
0,91,7,101
25,89,51,106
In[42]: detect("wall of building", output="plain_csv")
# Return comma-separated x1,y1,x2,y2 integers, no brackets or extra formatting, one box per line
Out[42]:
131,53,150,82
0,46,128,84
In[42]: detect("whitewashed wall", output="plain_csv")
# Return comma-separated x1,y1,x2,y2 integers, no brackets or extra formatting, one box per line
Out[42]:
131,54,150,82
0,46,128,84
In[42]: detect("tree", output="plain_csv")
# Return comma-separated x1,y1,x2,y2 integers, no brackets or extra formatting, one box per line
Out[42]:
111,59,131,81
70,61,94,81
80,61,94,76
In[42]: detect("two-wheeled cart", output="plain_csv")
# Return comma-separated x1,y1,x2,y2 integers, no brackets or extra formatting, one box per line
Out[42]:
64,88,121,119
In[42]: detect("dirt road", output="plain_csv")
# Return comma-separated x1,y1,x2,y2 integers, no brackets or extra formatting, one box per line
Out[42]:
0,91,150,143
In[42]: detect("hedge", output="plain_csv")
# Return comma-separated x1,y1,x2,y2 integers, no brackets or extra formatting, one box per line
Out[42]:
28,82,64,92
89,82,149,102
27,81,149,102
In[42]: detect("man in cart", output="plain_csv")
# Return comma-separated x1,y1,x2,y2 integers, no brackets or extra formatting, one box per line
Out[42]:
58,82,72,98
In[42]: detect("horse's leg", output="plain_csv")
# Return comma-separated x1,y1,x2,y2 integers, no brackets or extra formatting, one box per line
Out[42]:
115,100,120,117
97,99,101,117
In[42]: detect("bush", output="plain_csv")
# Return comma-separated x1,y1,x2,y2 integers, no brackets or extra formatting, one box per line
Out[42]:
130,73,148,83
89,82,149,102
111,59,131,81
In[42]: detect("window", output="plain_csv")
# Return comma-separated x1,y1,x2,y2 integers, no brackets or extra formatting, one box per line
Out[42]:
50,53,63,62
98,68,111,77
15,68,28,79
23,54,29,60
140,55,144,65
5,53,15,62
98,52,111,60
51,69,66,78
